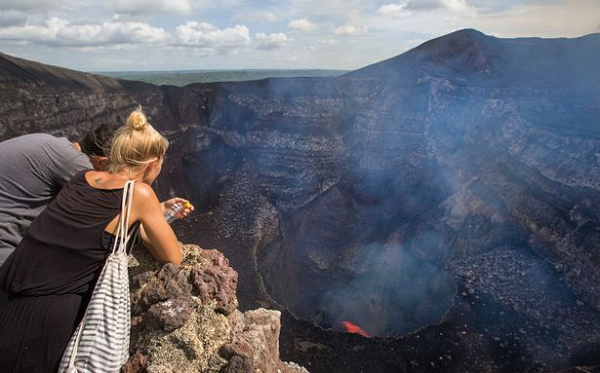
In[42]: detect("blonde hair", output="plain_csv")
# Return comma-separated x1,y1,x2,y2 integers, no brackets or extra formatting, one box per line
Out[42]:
108,107,169,173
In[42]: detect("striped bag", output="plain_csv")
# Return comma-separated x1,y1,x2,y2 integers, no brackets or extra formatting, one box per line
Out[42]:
59,180,135,373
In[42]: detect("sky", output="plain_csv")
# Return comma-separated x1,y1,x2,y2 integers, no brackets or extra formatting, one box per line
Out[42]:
0,0,598,72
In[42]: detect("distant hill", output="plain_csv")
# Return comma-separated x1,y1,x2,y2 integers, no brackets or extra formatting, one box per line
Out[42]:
95,69,349,86
347,28,600,90
0,51,132,89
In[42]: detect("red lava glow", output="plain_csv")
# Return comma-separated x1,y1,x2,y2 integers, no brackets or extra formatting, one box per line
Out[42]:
342,321,371,338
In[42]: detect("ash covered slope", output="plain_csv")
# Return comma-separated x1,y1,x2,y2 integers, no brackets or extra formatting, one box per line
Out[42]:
0,51,125,88
0,51,173,141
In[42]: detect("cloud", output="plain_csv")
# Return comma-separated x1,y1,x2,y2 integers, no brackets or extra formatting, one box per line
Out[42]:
404,0,445,11
377,0,473,18
0,17,168,46
255,32,289,50
0,10,27,27
0,18,66,45
320,38,338,45
0,0,60,12
377,4,405,17
174,21,250,49
288,18,317,32
0,15,251,53
443,0,471,13
61,20,167,45
237,11,277,23
109,0,194,16
333,24,368,36
468,1,599,38
289,0,372,19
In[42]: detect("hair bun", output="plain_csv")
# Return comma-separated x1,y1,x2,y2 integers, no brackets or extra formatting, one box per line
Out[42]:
126,107,148,131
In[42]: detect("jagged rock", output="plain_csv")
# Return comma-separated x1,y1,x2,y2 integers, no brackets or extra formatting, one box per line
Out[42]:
144,296,195,332
122,352,148,373
126,244,308,373
218,337,253,359
191,249,239,315
243,309,300,373
283,362,310,373
136,263,193,313
219,355,253,373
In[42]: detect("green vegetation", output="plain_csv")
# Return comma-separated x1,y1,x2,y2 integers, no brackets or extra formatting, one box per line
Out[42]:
94,69,349,87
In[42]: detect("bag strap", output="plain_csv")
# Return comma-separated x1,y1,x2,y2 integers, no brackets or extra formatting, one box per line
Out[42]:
67,179,135,370
111,180,135,255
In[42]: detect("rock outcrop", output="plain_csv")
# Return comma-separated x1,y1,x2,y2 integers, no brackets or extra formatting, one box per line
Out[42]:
124,243,308,373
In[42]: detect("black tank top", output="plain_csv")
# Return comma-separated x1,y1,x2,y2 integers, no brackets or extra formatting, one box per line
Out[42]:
0,170,127,297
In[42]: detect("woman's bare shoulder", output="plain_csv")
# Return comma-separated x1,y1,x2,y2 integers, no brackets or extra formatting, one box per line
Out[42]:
132,182,158,201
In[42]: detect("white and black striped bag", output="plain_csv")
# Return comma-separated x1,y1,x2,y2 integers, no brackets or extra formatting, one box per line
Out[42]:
59,180,135,373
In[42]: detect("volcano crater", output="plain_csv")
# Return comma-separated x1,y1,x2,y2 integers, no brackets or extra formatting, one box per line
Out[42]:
256,177,457,338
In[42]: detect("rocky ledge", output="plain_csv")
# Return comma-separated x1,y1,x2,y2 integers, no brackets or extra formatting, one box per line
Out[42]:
124,243,308,373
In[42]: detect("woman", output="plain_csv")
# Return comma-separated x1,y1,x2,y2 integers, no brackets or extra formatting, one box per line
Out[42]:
0,108,190,372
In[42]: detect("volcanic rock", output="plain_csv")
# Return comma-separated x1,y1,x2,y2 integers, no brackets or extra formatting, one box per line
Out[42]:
191,249,239,315
144,296,195,332
220,355,253,373
136,263,193,311
126,244,307,373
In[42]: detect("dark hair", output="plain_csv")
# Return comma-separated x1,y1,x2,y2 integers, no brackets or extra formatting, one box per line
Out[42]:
79,122,118,157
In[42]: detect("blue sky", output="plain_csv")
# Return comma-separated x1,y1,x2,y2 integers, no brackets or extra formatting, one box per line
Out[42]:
0,0,598,71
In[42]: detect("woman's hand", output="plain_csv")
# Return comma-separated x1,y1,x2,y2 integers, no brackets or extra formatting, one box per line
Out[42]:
161,197,195,220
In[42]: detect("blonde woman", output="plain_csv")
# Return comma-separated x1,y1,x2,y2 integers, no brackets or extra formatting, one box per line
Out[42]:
0,108,191,372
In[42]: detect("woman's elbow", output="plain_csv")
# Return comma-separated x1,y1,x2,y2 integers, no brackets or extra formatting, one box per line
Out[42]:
166,255,182,266
147,244,182,265
156,256,181,266
162,249,182,266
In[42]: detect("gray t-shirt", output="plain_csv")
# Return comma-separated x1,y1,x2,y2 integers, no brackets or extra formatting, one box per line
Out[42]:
0,133,92,265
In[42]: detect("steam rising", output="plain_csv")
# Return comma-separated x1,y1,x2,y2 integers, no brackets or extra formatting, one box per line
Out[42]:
320,240,454,337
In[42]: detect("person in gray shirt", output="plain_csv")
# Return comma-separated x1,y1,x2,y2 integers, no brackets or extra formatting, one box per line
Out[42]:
0,123,116,265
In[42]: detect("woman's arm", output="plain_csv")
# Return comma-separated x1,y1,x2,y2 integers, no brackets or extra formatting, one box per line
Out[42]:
132,183,182,265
